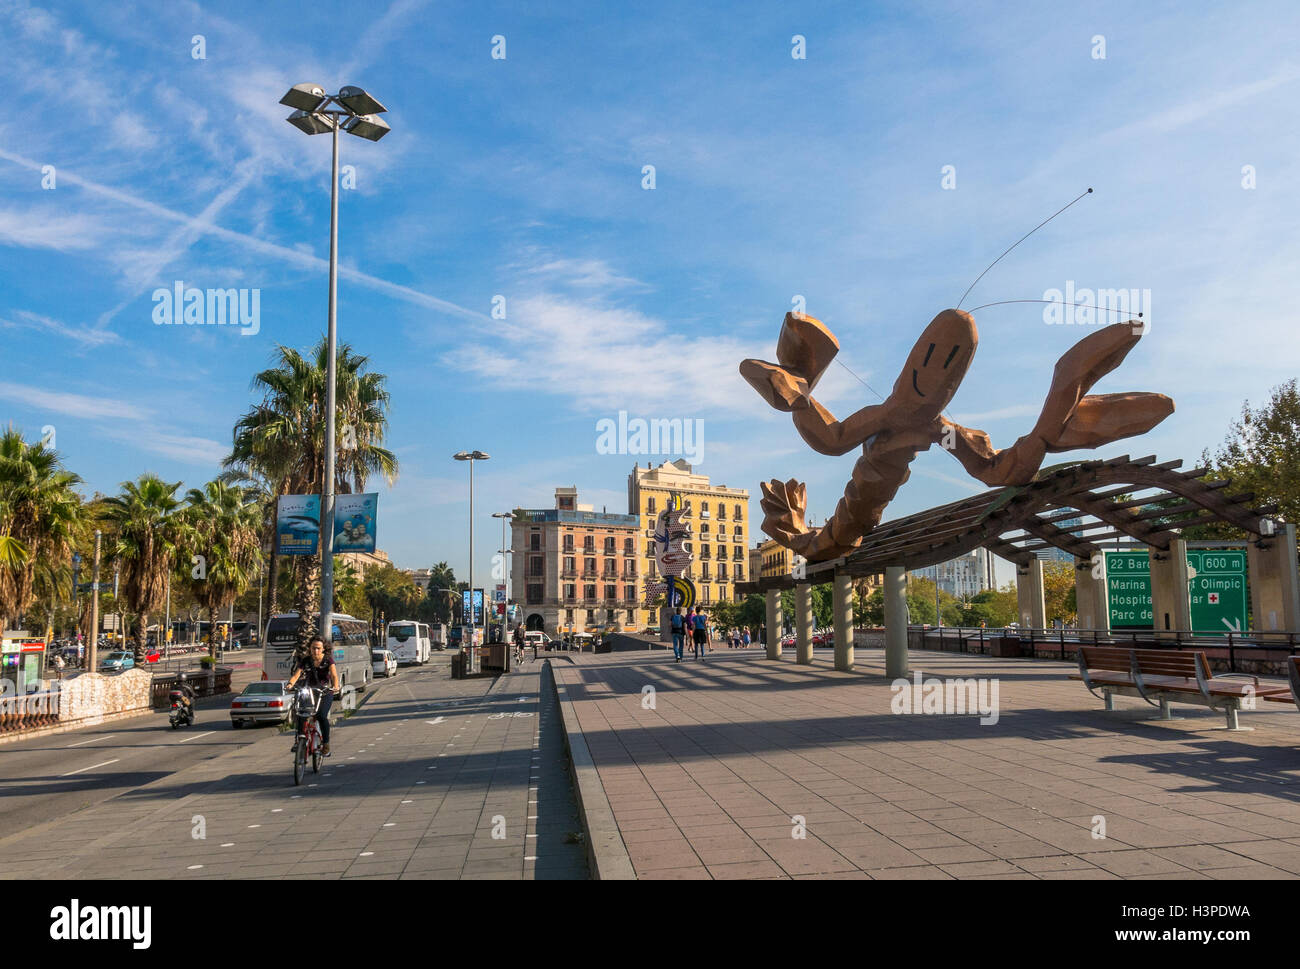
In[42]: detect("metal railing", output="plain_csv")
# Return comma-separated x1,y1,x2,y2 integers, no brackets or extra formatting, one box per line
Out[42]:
907,625,1300,675
0,689,60,733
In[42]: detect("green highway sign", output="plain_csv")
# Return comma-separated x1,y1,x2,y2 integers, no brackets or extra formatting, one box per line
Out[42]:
1104,549,1249,634
1187,550,1248,635
1105,551,1152,629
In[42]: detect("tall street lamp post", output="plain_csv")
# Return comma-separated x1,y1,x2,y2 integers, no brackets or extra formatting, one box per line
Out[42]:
491,511,513,635
453,451,490,644
278,82,391,644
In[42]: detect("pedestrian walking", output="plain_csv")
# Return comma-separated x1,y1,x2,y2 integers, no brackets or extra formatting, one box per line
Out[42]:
692,607,708,659
670,608,686,662
743,628,751,647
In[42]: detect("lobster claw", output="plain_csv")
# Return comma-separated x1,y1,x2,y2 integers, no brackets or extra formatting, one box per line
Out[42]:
740,312,841,412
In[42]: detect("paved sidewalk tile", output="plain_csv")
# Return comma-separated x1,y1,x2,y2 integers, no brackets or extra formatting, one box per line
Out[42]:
552,646,1300,881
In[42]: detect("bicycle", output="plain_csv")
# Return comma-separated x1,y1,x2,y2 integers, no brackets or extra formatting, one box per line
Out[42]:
291,685,331,786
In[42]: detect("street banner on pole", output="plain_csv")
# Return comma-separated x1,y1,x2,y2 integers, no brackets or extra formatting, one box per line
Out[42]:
334,493,378,553
276,495,320,556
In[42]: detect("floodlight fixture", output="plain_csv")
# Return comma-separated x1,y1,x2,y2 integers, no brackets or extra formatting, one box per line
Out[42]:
337,85,387,115
280,82,328,112
286,109,335,135
343,113,391,141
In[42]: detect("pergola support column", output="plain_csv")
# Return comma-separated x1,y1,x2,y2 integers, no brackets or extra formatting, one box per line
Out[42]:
1150,538,1191,637
833,571,854,671
1016,558,1046,629
795,583,814,664
883,566,908,679
1247,523,1300,632
765,588,783,659
1074,554,1110,633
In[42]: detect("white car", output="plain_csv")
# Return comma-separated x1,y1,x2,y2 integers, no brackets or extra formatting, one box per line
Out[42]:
523,631,550,651
371,649,397,678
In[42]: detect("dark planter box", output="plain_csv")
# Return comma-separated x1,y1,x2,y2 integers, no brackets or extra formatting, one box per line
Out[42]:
988,637,1022,658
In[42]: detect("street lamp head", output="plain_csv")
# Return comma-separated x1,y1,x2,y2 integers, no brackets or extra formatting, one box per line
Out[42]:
280,83,328,112
338,85,387,115
453,451,472,461
286,109,335,135
343,113,391,141
470,450,490,461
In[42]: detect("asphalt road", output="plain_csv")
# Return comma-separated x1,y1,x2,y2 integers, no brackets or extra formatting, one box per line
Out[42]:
0,646,342,835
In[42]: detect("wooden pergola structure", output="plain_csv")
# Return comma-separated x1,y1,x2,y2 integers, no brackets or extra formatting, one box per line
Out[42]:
734,455,1297,677
738,455,1275,592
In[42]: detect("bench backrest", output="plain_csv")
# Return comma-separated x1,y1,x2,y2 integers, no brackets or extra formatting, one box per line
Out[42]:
1078,646,1134,673
1131,648,1201,680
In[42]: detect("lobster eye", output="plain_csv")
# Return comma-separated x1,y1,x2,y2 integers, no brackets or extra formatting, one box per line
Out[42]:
943,344,960,368
922,343,935,366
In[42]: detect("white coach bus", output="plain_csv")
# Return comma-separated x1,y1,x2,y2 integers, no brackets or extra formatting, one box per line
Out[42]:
264,612,373,688
386,620,431,665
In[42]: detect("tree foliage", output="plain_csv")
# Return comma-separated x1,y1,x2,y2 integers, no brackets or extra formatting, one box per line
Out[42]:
1190,379,1300,541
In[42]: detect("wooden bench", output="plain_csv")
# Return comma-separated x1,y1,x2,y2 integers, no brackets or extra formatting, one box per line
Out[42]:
1072,645,1288,730
1263,656,1300,712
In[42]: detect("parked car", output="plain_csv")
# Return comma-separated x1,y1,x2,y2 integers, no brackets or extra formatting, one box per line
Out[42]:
144,648,162,663
229,680,293,728
371,648,397,678
100,651,134,672
523,631,552,651
781,635,796,648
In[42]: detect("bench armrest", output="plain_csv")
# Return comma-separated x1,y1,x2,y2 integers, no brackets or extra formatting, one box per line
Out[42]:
1212,673,1261,686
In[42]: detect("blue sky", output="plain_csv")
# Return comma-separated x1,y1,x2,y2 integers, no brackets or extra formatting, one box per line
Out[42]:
2,0,1298,587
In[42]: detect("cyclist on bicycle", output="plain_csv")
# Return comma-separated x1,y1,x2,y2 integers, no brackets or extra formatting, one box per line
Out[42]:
286,636,340,756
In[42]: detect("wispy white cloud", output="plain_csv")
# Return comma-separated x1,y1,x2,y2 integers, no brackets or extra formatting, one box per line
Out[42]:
0,382,146,421
1,310,123,349
0,208,106,251
948,403,1040,425
519,256,651,292
445,291,764,415
104,429,228,467
0,147,486,323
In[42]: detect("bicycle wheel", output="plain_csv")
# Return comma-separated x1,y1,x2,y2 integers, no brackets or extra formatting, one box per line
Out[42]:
311,722,322,773
293,734,305,785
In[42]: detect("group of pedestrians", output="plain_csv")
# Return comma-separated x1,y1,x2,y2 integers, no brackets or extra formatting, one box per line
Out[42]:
669,606,711,661
723,627,753,649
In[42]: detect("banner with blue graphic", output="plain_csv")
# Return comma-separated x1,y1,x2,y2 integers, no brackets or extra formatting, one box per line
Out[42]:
276,495,320,556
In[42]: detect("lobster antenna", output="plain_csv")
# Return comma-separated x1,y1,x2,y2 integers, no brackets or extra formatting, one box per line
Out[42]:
967,298,1142,318
957,188,1093,310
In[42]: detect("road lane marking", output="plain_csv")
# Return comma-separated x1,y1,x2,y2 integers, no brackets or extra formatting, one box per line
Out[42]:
177,731,214,743
61,758,120,776
66,734,116,748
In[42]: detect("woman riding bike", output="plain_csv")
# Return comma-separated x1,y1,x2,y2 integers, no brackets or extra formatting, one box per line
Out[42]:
286,636,340,756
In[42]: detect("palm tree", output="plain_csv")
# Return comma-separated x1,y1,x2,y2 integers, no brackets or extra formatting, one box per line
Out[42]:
424,561,458,624
225,339,397,643
101,474,184,661
0,426,85,630
181,480,264,658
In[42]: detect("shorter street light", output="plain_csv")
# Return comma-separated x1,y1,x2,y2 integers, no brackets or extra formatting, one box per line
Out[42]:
453,451,490,644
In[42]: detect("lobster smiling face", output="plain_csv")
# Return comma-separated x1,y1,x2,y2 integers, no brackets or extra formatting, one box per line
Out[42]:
890,309,977,418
